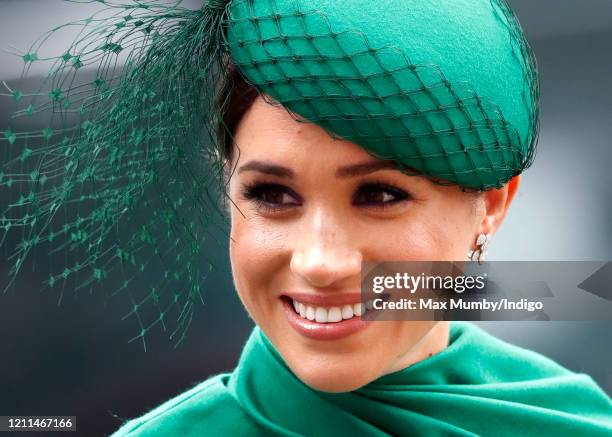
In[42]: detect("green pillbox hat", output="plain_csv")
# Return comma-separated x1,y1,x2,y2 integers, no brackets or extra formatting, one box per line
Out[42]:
226,0,539,189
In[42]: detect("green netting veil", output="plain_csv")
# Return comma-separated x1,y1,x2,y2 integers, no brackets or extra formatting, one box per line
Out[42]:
0,0,539,346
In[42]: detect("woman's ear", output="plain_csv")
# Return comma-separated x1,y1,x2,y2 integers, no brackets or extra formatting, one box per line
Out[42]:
479,175,521,236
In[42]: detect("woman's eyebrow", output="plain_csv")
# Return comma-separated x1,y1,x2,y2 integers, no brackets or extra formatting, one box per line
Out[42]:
237,160,294,178
237,159,400,179
335,160,400,178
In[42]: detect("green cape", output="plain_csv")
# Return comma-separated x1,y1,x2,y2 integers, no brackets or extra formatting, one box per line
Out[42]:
111,322,612,436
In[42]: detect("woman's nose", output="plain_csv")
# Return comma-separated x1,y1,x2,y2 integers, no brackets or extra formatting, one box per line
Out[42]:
289,209,362,288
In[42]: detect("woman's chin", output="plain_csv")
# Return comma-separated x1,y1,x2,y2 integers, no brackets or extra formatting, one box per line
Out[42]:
286,355,380,393
299,373,373,393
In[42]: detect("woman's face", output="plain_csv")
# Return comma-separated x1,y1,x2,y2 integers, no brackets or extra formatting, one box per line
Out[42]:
227,96,490,392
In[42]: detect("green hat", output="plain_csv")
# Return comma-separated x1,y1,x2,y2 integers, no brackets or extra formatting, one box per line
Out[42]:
227,0,539,189
0,0,538,345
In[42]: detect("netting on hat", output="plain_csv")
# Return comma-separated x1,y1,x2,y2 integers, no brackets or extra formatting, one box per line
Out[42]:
1,0,538,347
1,0,232,348
225,0,539,190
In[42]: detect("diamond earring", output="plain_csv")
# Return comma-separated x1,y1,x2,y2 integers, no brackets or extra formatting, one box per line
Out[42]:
468,233,490,263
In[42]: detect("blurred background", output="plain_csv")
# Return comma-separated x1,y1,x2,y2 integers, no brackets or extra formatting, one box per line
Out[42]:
1,0,611,436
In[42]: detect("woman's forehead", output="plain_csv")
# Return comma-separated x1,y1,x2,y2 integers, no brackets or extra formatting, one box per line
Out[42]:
234,96,374,164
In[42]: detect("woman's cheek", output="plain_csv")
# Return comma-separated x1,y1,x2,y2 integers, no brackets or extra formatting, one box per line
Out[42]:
388,199,475,260
371,218,441,261
230,216,288,314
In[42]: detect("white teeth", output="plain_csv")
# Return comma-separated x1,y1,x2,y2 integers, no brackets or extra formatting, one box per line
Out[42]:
306,306,315,321
315,307,328,323
341,304,354,319
328,307,342,322
353,303,365,316
291,299,366,323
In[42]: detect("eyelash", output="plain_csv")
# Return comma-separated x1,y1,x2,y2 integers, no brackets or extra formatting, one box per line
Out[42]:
240,180,411,213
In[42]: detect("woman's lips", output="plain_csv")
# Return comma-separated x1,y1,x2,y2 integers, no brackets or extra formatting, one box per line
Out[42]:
283,292,366,307
281,295,371,341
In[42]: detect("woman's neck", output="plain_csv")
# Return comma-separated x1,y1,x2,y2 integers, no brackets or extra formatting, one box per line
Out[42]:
383,321,451,376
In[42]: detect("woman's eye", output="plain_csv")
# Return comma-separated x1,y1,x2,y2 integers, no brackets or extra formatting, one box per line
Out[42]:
241,182,408,212
242,183,301,211
353,183,410,207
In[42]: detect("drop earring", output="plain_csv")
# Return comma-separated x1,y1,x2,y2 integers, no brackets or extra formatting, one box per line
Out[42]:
468,233,490,264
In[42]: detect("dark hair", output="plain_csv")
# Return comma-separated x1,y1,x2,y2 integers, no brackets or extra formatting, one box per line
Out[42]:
215,60,259,164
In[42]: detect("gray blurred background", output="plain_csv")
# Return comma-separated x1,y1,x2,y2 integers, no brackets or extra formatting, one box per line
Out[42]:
0,1,611,436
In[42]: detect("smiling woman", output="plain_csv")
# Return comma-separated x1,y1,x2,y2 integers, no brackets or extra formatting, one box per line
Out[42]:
233,101,423,387
112,0,611,432
1,0,611,435
226,95,493,392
